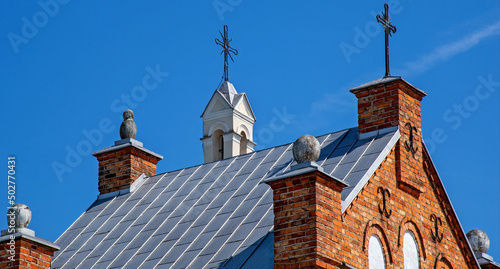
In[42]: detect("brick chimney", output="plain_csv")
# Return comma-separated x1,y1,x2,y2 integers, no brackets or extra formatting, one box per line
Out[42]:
92,110,162,195
264,135,348,268
0,204,59,269
350,76,427,197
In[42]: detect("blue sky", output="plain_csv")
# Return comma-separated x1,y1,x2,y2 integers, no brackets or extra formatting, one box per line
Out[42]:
2,0,499,260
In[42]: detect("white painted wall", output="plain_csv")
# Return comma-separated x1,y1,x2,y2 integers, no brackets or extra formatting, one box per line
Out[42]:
404,231,420,269
369,235,385,269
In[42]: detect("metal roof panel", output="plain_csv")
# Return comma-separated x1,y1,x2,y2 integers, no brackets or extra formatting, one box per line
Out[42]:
53,126,398,269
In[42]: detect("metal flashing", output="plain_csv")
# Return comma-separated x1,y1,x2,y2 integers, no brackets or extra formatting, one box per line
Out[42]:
96,174,147,201
0,232,60,250
349,76,427,97
114,138,143,147
92,140,163,160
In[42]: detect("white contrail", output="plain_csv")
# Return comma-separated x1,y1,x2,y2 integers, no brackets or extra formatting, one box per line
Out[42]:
400,21,500,77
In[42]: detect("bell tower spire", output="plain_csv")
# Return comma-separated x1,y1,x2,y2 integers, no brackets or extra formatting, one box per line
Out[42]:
201,26,256,163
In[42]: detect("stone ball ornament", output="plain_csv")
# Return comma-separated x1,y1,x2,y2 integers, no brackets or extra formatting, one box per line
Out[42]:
120,109,137,139
292,135,320,163
7,204,32,229
467,229,490,254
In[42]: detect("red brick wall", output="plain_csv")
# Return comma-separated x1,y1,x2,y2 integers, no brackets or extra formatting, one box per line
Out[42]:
267,79,478,268
266,171,347,268
0,238,57,269
352,79,427,198
339,148,477,268
94,146,161,194
352,79,425,134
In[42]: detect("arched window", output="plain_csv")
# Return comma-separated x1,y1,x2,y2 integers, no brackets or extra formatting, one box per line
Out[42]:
435,254,452,269
212,129,224,161
369,235,385,269
240,131,248,155
403,231,419,269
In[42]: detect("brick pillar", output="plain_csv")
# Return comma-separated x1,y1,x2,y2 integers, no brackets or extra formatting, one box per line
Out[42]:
0,230,59,269
93,139,163,194
351,77,427,196
265,169,347,268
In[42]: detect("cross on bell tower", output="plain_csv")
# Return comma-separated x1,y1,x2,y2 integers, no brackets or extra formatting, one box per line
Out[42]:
201,25,256,164
377,3,397,77
215,25,238,82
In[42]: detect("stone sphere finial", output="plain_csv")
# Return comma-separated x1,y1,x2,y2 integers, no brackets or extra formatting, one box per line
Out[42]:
7,204,32,229
120,109,137,139
467,229,490,254
292,135,320,163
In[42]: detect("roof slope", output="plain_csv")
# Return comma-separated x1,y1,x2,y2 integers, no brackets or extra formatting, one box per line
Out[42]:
52,126,399,269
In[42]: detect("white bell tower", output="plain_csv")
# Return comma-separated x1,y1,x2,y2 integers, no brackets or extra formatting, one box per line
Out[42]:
201,81,256,163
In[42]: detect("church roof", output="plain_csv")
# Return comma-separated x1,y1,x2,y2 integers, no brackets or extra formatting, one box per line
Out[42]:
218,81,239,105
200,81,256,122
52,126,399,269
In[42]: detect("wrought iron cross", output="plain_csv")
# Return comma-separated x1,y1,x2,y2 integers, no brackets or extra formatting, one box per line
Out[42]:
404,122,418,156
377,187,392,218
430,214,444,242
215,25,238,82
377,3,397,77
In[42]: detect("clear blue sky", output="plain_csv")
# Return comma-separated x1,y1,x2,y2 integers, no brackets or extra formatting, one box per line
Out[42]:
2,0,499,259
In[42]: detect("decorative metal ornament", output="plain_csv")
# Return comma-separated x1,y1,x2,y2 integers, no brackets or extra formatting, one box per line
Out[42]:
404,122,418,156
376,3,397,78
377,187,392,218
430,213,444,242
215,25,238,82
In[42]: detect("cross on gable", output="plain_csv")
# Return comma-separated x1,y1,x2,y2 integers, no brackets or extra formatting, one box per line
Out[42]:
215,25,238,82
376,3,397,77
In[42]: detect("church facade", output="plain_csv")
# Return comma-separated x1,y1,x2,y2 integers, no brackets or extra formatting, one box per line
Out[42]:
0,5,498,269
1,75,498,268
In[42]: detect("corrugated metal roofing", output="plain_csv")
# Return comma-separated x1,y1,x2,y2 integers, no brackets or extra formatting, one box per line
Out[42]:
52,126,399,269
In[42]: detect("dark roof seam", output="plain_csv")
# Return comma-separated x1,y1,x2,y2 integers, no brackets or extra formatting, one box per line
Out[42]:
204,192,273,267
202,147,287,268
260,144,293,181
184,148,277,268
221,200,273,268
329,129,359,180
53,197,106,258
131,161,221,268
85,171,176,269
100,169,191,268
319,129,350,167
53,193,121,268
236,229,273,269
338,135,377,183
158,157,243,268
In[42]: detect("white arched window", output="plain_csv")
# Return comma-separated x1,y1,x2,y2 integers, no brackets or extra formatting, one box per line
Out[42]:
212,129,224,161
369,235,385,269
240,131,248,155
403,231,419,269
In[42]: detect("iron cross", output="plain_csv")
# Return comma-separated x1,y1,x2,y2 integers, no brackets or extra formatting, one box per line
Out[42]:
215,25,238,82
377,187,392,218
404,122,418,156
430,214,444,242
377,3,397,77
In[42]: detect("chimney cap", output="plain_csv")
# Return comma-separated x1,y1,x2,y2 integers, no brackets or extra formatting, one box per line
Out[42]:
349,76,427,97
